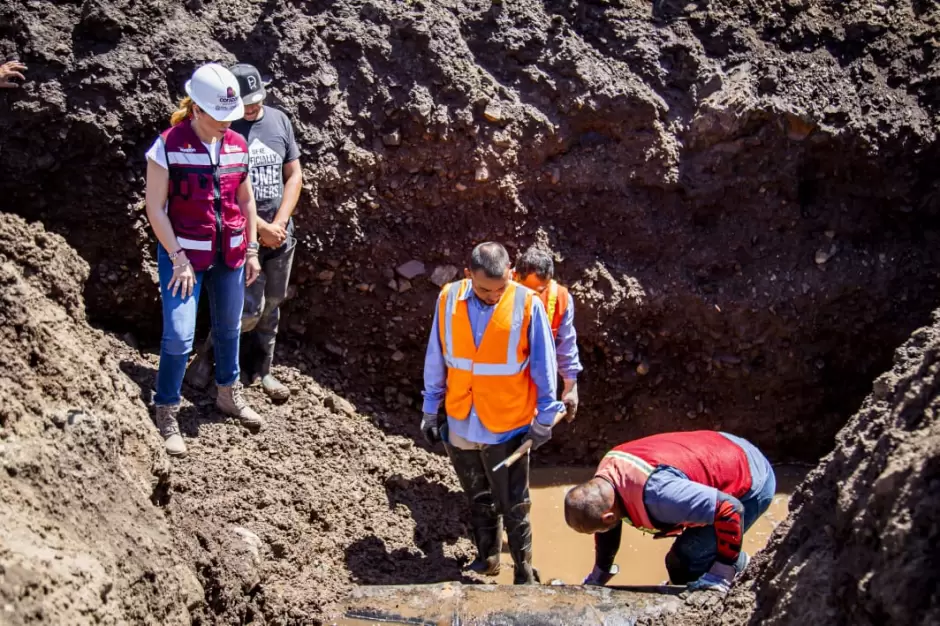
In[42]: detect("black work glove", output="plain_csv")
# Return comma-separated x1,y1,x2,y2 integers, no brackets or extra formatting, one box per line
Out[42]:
524,420,552,450
420,412,441,446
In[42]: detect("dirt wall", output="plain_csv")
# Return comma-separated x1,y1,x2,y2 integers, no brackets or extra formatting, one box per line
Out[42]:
1,1,939,465
0,212,203,625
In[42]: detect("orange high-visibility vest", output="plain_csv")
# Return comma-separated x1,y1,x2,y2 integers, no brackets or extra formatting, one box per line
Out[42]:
438,279,538,433
539,280,570,339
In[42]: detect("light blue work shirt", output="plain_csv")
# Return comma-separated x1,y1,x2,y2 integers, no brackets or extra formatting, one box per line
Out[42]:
422,285,564,445
554,296,583,380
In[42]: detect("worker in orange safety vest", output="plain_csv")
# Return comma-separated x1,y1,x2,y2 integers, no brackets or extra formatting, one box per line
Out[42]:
513,245,583,422
421,242,565,584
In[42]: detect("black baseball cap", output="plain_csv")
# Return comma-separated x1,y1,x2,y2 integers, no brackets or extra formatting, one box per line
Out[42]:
229,63,269,105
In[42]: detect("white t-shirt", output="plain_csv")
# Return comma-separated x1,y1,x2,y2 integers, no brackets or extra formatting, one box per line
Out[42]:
146,136,221,168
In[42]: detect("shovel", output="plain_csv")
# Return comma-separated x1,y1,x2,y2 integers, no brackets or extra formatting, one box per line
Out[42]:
491,409,567,472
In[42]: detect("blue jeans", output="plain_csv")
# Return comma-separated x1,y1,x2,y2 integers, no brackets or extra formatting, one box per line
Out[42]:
665,460,778,583
154,245,245,406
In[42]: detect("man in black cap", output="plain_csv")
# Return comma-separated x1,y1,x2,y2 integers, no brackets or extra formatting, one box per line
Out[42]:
185,62,303,403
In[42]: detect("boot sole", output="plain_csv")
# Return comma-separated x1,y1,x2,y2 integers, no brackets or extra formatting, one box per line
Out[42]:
263,388,291,403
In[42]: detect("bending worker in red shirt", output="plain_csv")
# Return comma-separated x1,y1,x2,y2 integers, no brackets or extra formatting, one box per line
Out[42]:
564,430,776,592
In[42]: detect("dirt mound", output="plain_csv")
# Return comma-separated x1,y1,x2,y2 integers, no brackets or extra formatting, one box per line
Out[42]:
1,1,939,464
121,351,472,623
0,209,474,624
0,212,202,624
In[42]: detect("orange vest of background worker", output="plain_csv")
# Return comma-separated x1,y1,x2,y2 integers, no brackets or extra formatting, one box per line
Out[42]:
513,245,583,422
421,242,565,584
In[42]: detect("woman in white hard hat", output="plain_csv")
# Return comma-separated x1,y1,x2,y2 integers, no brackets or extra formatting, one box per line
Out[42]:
143,62,265,457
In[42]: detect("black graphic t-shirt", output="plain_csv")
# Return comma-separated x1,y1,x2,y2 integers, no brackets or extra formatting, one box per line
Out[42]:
231,106,301,233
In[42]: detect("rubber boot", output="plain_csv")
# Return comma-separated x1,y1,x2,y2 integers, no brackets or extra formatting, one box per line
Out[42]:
261,374,291,402
155,404,187,457
184,336,213,390
465,520,502,576
216,381,264,431
511,544,540,585
445,442,503,576
480,434,539,585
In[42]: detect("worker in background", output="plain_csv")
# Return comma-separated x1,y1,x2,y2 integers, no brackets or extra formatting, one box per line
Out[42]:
186,62,303,403
513,245,582,421
422,242,565,584
564,430,776,593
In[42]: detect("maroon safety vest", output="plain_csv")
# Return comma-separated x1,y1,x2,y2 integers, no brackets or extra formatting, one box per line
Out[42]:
159,120,249,271
595,431,753,535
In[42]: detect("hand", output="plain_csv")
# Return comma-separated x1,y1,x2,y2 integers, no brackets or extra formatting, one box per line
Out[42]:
0,61,26,88
167,254,195,299
258,220,286,248
420,413,441,445
245,255,261,286
524,419,552,450
687,561,736,594
583,564,619,586
561,379,579,422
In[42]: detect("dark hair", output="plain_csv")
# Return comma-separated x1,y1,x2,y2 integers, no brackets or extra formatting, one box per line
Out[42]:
514,245,554,280
469,242,510,279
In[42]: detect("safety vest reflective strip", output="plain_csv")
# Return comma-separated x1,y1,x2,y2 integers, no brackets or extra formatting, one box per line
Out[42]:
603,450,660,534
545,280,559,324
442,279,530,376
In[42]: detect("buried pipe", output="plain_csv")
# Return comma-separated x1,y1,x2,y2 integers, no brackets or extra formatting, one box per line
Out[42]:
340,581,689,625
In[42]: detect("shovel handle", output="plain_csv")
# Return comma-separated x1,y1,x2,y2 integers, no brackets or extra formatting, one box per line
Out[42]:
491,409,566,472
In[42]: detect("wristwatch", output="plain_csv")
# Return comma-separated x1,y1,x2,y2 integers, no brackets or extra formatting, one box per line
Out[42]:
247,242,260,251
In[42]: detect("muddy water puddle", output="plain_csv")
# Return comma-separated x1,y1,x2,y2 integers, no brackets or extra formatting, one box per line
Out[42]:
491,463,809,585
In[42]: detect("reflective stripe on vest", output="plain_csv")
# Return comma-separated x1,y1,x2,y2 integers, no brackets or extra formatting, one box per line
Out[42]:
160,121,249,271
597,449,660,534
438,279,538,433
442,279,530,376
540,280,568,339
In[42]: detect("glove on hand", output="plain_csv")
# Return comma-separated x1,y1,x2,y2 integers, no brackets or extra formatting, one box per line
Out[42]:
561,379,579,422
583,564,619,586
420,412,441,446
524,420,552,450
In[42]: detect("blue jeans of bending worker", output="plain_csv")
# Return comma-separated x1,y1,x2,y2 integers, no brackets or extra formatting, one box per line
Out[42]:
664,467,778,584
154,245,245,406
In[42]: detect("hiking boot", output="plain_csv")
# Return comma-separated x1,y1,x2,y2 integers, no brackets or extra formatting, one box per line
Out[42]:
155,404,187,457
216,381,264,431
261,374,291,402
184,338,213,390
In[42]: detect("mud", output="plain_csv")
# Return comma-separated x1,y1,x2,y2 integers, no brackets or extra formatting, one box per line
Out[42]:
1,0,939,465
342,581,686,626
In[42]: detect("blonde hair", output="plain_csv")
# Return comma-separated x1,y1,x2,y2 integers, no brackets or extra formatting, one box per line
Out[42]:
170,96,196,126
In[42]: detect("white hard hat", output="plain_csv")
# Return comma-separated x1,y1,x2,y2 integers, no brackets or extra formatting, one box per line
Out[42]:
184,63,244,122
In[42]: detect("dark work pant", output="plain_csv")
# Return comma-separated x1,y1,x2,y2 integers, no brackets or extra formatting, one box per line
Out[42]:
241,236,296,379
444,432,534,580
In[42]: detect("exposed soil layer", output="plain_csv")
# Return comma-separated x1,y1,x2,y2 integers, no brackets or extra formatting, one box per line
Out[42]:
0,212,203,625
1,1,940,625
2,1,939,465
